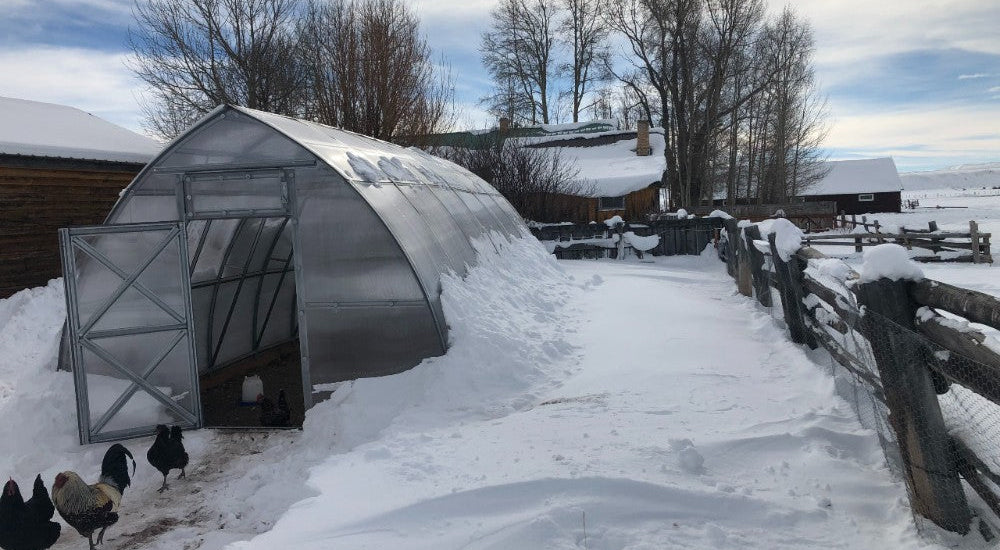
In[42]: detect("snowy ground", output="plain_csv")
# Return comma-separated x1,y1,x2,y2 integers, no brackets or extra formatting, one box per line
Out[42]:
4,229,991,549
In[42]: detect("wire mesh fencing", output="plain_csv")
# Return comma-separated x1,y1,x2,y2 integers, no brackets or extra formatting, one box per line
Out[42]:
746,248,1000,539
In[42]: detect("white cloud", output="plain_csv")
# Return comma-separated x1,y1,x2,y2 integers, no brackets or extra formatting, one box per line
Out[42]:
0,47,147,135
825,101,1000,169
959,73,990,79
774,0,1000,65
989,86,1000,93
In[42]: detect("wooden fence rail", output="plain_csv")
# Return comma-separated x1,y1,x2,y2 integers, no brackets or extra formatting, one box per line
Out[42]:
723,219,1000,538
804,220,992,264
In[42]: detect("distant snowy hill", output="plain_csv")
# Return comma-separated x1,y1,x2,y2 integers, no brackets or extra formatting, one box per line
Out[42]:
900,162,1000,190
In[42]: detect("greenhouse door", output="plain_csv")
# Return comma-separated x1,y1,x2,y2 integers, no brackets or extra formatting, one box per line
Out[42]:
60,223,202,444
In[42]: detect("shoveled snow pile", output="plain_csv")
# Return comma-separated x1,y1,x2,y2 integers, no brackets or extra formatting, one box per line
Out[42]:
860,244,925,283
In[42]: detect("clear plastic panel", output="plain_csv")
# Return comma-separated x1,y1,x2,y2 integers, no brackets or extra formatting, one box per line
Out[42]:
427,185,490,240
107,193,181,225
255,271,297,349
74,230,186,333
190,218,241,284
353,183,455,294
396,185,476,274
479,194,523,237
83,330,195,435
156,112,311,169
185,170,286,214
304,304,444,385
295,168,424,303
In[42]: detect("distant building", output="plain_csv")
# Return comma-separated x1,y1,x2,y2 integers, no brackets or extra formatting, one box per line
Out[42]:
425,119,666,223
798,157,903,215
0,96,162,297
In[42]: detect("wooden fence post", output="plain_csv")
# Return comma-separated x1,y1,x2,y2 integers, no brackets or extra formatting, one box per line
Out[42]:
768,233,813,347
737,226,753,297
723,218,739,278
855,279,972,534
744,225,772,307
970,220,981,264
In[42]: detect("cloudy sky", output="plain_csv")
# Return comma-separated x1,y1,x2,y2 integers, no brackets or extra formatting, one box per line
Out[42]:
1,0,998,172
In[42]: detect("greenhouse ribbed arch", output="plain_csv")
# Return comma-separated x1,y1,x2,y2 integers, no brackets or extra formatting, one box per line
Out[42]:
58,105,527,443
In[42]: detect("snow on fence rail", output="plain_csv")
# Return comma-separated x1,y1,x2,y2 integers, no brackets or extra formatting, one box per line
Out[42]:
722,217,1000,540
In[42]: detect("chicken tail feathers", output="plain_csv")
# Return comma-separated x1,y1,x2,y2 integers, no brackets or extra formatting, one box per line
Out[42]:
100,444,135,494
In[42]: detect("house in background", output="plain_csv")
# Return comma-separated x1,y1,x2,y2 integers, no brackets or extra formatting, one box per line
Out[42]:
798,157,903,215
0,96,162,297
426,119,666,223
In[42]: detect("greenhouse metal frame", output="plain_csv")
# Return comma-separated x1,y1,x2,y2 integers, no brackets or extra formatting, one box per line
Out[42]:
59,105,525,444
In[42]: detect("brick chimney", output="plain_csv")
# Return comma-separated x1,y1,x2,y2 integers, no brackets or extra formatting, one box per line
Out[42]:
499,117,511,133
636,120,651,156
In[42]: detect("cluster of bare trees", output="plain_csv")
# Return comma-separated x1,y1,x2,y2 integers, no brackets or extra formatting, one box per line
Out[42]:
481,0,829,209
131,0,453,142
481,0,611,124
440,137,589,221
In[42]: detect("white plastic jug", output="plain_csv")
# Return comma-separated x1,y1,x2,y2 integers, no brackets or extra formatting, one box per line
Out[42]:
241,374,264,404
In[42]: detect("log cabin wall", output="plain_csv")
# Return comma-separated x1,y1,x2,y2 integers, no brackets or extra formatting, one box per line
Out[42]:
0,155,144,297
524,185,660,223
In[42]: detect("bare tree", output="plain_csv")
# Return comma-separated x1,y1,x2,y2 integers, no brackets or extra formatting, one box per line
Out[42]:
481,0,558,125
130,0,307,139
559,0,611,122
754,7,828,203
441,136,589,221
299,0,454,142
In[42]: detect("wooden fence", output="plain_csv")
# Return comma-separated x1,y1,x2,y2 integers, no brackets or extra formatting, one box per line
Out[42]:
692,201,837,232
722,218,1000,538
805,219,992,264
530,217,723,259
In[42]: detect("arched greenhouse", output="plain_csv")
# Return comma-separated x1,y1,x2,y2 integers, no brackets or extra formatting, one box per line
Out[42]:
58,105,526,443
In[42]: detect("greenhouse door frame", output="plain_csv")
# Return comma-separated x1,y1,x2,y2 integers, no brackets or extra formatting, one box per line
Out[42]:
177,166,314,410
60,222,202,444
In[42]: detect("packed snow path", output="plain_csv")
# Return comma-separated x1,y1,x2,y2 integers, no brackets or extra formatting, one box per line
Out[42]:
1,242,965,548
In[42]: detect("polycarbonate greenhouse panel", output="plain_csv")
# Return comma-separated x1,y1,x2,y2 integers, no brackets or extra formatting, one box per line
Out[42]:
293,169,425,304
396,184,477,274
153,112,312,170
60,223,201,444
353,182,457,295
303,304,445,385
426,185,492,241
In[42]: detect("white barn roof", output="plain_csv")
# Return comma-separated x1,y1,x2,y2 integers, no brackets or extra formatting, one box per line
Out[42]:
0,96,161,164
801,157,902,196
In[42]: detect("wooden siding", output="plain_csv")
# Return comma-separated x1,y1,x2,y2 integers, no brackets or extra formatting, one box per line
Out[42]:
803,191,901,215
0,163,141,297
524,185,659,223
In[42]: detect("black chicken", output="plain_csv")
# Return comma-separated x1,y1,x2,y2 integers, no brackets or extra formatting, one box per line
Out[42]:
147,425,189,492
52,444,135,550
0,475,61,550
258,389,291,427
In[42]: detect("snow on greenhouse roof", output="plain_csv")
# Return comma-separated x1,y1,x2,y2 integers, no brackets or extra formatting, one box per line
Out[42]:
0,96,162,163
543,131,666,197
800,157,902,196
231,106,496,194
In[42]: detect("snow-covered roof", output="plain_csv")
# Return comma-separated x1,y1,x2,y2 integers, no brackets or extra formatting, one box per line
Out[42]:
542,131,666,197
800,157,902,196
0,96,162,164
